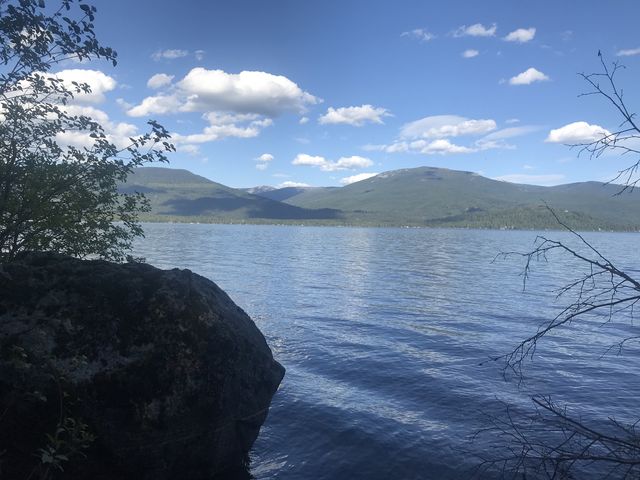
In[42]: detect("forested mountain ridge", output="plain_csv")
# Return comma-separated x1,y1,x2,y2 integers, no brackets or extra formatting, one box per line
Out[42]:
124,167,640,230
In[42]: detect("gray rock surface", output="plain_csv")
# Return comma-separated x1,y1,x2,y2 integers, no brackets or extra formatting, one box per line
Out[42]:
0,253,284,479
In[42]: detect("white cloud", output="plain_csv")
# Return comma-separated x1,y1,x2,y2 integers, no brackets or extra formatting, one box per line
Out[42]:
277,181,310,188
420,139,475,155
292,154,326,167
54,69,116,103
177,144,200,156
545,121,611,144
370,139,475,155
299,116,309,124
255,153,274,170
616,47,640,57
55,105,137,150
116,98,132,110
128,68,319,117
523,164,534,170
505,118,520,124
493,174,565,186
127,94,182,117
370,115,509,155
462,49,479,58
401,28,435,42
194,50,206,61
340,172,379,185
504,28,536,43
509,67,550,85
152,49,189,61
475,125,542,149
171,113,272,144
453,23,496,38
292,154,373,171
147,73,174,89
400,115,496,139
332,155,374,170
318,104,391,126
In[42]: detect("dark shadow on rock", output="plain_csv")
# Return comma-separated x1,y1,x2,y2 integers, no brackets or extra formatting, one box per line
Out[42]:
0,253,284,480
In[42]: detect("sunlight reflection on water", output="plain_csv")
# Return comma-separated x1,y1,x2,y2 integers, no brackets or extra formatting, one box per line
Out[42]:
133,224,640,479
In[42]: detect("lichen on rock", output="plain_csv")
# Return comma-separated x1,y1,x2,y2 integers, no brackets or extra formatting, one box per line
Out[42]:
0,252,285,479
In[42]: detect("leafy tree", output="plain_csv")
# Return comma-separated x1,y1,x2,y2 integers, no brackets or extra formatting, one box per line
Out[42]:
478,56,640,479
0,0,174,262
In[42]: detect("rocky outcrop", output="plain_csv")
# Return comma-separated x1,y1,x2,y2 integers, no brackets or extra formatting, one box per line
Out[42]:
0,253,284,479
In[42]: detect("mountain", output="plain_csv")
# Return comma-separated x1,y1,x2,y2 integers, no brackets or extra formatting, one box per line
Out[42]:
122,166,640,230
242,185,277,195
283,167,640,230
121,168,340,221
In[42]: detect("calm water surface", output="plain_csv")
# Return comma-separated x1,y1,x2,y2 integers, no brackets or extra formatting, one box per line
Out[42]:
133,224,640,479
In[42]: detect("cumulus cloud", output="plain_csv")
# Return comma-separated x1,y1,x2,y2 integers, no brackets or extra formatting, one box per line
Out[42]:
54,69,116,103
318,104,391,126
367,115,536,156
292,154,373,172
152,49,189,61
453,23,496,37
127,94,182,117
617,47,640,57
55,105,137,150
128,68,319,118
545,121,611,144
255,153,274,170
147,73,174,89
462,49,479,58
509,67,550,85
419,139,475,154
493,174,565,186
504,28,536,43
401,28,435,42
422,138,474,155
365,138,476,155
400,115,496,139
340,172,379,185
299,116,309,124
171,112,273,144
194,50,206,61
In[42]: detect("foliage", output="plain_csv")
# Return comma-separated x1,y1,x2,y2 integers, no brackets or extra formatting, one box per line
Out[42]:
0,0,174,262
36,417,95,478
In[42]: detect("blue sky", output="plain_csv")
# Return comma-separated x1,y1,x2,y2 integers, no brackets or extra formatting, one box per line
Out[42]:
57,0,640,188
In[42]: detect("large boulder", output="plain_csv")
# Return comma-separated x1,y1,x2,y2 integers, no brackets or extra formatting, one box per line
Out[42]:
0,253,284,479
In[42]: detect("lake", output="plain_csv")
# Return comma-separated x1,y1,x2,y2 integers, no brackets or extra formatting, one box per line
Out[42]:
133,224,640,479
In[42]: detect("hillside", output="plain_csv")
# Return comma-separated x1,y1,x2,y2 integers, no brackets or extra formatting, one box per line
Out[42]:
121,166,640,230
241,186,334,202
121,168,341,221
284,167,640,230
